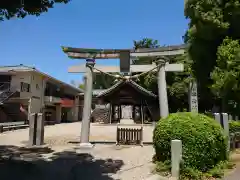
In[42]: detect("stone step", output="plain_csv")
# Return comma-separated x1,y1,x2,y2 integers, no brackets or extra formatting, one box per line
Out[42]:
120,119,135,124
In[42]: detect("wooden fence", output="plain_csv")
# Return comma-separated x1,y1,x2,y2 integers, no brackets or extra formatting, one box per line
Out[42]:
0,121,28,133
116,126,143,146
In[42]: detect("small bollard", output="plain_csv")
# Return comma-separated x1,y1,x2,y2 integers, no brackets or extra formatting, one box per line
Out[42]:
171,140,182,180
214,113,230,153
214,113,221,125
236,116,239,121
222,113,230,152
29,113,37,146
36,113,44,146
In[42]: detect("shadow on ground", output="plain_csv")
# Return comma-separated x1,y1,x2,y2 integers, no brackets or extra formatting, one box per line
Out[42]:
0,145,124,180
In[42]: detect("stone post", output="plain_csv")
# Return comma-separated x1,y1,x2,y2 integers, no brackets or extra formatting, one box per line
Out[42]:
29,113,37,146
29,113,44,147
222,113,230,152
157,64,169,118
214,113,221,125
171,139,182,180
214,113,230,153
36,113,44,146
79,59,95,148
189,81,198,112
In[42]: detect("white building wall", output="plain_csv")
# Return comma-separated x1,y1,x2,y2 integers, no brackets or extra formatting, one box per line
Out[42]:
11,72,31,93
29,72,46,113
9,70,80,122
11,71,46,114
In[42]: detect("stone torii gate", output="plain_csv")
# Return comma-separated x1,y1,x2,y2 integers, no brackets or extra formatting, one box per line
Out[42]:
62,45,186,148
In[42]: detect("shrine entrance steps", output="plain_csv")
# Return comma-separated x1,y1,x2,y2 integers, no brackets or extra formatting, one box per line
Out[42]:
119,119,135,124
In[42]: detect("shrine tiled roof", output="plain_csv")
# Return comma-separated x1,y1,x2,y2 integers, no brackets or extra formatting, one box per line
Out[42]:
96,80,157,98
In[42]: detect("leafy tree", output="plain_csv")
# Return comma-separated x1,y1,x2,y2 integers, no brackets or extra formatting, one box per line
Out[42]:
93,73,118,89
211,37,240,112
133,38,160,65
184,0,240,112
167,53,193,112
132,38,160,93
0,0,70,21
134,38,159,49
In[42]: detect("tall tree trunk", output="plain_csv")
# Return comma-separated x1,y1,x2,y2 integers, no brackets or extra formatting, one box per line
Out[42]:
221,95,227,113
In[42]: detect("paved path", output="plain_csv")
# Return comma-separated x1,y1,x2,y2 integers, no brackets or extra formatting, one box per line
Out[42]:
224,170,240,180
223,150,240,180
0,122,156,180
224,164,240,180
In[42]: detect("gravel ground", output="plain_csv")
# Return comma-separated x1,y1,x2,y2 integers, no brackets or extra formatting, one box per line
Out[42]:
0,122,154,146
0,122,156,180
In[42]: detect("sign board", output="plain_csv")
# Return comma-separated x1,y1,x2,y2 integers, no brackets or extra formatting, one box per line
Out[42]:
189,81,198,112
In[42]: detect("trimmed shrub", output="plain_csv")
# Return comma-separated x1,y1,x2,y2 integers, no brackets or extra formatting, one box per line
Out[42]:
229,120,240,133
153,112,228,172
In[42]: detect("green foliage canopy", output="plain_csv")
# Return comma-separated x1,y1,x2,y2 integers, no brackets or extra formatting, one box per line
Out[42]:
211,37,240,111
93,73,119,89
185,0,240,112
229,120,240,134
0,0,70,21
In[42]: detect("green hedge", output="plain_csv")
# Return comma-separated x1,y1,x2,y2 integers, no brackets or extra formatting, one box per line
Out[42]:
153,112,228,172
229,120,240,133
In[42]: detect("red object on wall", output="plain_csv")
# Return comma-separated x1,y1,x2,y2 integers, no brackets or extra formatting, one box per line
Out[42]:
20,104,25,112
61,99,74,107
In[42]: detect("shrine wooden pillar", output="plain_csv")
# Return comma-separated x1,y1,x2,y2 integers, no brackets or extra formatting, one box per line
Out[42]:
109,102,112,124
113,105,118,123
118,105,122,121
140,100,144,125
132,105,135,121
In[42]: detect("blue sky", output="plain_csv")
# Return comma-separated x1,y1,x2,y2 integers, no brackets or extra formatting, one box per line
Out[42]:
0,0,188,85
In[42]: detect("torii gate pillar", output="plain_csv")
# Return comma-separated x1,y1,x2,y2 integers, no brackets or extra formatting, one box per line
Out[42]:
79,59,95,148
158,64,169,118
